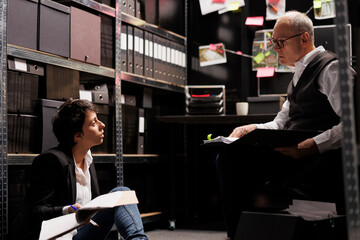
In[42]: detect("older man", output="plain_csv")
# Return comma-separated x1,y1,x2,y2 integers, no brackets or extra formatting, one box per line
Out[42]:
217,11,355,239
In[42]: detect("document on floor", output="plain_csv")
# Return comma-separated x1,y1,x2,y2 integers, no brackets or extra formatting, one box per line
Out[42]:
285,199,339,221
39,191,138,240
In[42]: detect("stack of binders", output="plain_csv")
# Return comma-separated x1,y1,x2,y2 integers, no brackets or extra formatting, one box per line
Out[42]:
185,85,225,115
121,23,186,86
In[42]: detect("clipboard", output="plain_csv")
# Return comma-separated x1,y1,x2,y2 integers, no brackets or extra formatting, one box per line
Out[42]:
203,129,321,148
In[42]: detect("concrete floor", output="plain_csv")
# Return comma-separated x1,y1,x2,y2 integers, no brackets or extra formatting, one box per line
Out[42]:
145,229,227,240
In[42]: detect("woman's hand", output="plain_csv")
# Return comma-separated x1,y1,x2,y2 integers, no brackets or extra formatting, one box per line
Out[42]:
229,124,257,138
274,138,319,159
68,203,82,213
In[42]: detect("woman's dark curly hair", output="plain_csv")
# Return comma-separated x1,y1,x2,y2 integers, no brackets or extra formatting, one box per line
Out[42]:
52,98,97,148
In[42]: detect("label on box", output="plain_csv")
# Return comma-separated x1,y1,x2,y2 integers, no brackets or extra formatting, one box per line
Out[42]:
121,33,127,50
128,35,133,50
139,38,144,54
139,117,145,133
14,58,27,72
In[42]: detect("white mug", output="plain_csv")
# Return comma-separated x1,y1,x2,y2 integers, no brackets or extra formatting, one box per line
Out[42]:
236,102,249,115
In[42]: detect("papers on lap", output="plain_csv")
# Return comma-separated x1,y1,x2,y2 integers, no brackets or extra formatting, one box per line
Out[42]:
39,190,138,240
203,129,321,148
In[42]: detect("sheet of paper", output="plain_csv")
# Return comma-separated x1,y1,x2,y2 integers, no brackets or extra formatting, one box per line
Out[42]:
285,199,338,221
199,0,226,15
39,213,79,240
81,191,138,210
203,136,239,144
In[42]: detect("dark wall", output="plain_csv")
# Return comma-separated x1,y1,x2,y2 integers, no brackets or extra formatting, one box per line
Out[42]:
188,0,359,114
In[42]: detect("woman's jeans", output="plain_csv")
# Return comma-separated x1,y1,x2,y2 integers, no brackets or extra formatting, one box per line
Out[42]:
74,186,148,240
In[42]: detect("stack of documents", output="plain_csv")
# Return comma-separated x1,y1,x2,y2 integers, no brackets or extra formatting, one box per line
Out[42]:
285,200,338,221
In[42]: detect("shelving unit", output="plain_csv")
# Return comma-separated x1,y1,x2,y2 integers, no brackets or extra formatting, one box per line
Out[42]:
0,0,187,238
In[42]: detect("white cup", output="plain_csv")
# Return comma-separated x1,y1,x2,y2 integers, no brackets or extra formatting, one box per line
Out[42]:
236,102,249,115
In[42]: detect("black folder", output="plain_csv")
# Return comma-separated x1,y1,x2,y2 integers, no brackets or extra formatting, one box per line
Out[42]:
137,108,145,154
204,129,321,148
121,24,128,72
134,27,144,76
127,25,134,73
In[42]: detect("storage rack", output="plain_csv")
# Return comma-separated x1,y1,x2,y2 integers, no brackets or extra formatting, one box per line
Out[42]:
0,0,187,237
335,1,360,239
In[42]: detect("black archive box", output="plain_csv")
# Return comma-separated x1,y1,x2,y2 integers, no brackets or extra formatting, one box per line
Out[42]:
247,96,286,115
7,71,39,114
7,0,38,50
8,113,40,153
39,0,70,57
235,211,346,240
39,99,63,152
101,14,115,68
92,104,115,154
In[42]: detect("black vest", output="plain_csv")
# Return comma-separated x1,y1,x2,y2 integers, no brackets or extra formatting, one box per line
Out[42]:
284,51,340,131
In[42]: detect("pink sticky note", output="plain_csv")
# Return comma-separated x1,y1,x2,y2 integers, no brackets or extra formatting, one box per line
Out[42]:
209,44,217,51
212,0,226,3
236,51,242,55
256,67,275,78
245,16,264,26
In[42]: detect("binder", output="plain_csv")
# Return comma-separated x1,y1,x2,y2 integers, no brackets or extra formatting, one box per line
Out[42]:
148,32,154,78
134,27,144,76
170,41,176,84
121,24,128,72
180,45,186,85
135,0,142,19
160,37,167,81
137,108,145,154
174,42,181,85
120,0,127,14
144,31,150,77
153,35,161,80
166,39,172,83
128,0,135,16
127,25,134,73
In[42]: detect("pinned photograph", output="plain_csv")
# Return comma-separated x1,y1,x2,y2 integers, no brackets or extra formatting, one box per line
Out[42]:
199,43,227,67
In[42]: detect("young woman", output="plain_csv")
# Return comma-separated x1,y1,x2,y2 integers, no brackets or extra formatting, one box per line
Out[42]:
12,99,148,240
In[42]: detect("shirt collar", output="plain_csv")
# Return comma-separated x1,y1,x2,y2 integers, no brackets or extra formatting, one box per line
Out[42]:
294,46,325,73
73,149,93,173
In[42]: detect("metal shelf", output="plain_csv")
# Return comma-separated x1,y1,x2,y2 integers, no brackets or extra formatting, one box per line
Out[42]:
57,0,185,45
62,0,116,17
7,153,161,165
140,212,163,225
7,44,115,78
121,72,185,93
123,154,161,164
121,13,186,45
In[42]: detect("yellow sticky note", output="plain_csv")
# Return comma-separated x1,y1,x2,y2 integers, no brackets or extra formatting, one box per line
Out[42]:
229,2,240,11
265,51,271,57
267,32,272,38
314,1,322,9
254,52,265,64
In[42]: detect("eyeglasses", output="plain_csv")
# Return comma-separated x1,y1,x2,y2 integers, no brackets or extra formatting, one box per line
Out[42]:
269,32,305,49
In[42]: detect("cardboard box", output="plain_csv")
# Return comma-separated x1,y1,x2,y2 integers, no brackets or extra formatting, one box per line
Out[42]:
7,0,38,50
39,0,70,57
70,7,101,65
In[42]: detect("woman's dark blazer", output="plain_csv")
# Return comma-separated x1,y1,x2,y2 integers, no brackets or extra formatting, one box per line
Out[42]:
11,145,100,240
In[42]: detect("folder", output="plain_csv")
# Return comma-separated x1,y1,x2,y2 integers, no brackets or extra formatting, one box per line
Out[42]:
203,129,321,148
144,31,150,78
128,0,135,16
121,24,128,72
135,0,142,19
137,108,145,154
121,0,128,14
153,35,161,80
127,25,134,73
148,32,154,78
166,39,172,83
180,45,186,85
160,37,167,81
134,27,144,76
